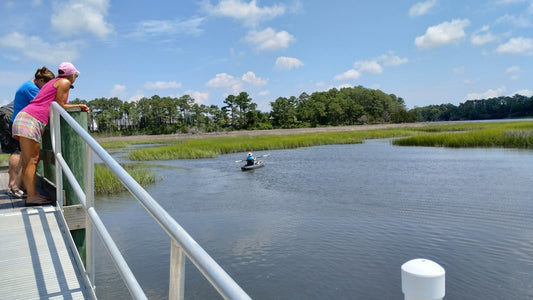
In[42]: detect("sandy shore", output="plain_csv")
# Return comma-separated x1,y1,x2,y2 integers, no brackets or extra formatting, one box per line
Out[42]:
94,122,447,143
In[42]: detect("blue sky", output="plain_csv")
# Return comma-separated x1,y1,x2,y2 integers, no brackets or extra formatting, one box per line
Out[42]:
1,0,532,111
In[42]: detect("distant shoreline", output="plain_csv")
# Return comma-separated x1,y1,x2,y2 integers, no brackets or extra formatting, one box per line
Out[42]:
95,122,450,143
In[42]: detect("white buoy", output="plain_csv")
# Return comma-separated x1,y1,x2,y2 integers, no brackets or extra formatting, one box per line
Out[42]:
401,258,445,300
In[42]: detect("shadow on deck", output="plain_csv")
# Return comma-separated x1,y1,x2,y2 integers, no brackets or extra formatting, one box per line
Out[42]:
0,169,89,299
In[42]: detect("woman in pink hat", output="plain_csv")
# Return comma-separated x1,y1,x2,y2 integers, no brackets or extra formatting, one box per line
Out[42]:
12,62,90,206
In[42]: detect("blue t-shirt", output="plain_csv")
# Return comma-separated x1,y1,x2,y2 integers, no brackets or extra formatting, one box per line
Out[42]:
11,80,39,123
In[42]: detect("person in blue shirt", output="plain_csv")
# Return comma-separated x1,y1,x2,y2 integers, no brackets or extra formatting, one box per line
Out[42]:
246,152,256,166
2,66,55,198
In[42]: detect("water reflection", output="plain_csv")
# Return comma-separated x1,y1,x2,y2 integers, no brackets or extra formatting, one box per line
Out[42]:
95,140,533,299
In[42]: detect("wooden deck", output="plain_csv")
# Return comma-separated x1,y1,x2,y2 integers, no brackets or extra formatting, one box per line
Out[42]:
0,171,90,299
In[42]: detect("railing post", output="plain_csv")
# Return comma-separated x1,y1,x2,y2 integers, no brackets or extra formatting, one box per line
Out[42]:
169,239,186,300
60,107,88,262
85,144,96,291
49,102,251,300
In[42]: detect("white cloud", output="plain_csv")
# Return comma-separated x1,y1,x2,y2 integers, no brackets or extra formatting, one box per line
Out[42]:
245,28,295,51
230,83,244,95
206,73,240,88
471,33,499,45
128,90,145,102
185,90,209,104
0,32,80,63
497,0,527,3
241,71,267,86
354,60,383,74
336,84,353,90
206,72,266,96
275,56,304,70
466,87,506,100
326,83,353,92
51,0,113,39
334,69,361,81
470,26,499,45
378,52,408,66
258,90,270,96
415,19,470,49
144,81,182,90
203,0,285,27
130,17,204,39
506,66,520,80
453,66,465,73
505,66,520,73
496,37,533,55
409,0,437,17
110,84,126,98
497,14,532,27
334,52,407,81
512,89,533,97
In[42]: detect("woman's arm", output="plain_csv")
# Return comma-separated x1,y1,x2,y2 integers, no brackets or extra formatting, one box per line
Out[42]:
54,78,90,112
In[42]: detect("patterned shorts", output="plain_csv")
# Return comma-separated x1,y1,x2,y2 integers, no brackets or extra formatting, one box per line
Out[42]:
12,111,46,144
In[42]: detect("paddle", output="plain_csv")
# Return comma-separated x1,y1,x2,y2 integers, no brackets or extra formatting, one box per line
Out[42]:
235,154,269,163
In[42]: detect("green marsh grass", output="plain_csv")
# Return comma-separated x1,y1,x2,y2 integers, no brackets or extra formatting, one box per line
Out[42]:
89,121,533,192
99,139,179,149
128,128,416,161
0,153,9,167
125,121,533,161
94,163,156,194
393,121,533,148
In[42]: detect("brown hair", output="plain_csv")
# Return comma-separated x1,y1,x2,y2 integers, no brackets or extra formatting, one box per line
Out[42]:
34,66,55,83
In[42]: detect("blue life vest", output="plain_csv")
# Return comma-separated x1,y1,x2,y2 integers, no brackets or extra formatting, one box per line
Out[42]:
246,156,254,166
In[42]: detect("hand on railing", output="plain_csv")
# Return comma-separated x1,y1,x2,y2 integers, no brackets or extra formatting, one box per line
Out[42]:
78,104,90,113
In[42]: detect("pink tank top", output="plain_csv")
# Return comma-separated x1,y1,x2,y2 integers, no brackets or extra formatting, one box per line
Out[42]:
22,78,69,124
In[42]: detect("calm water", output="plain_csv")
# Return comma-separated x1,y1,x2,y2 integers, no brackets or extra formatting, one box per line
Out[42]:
94,140,533,299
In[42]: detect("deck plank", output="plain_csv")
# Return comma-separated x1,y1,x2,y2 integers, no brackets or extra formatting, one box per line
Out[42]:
0,173,89,299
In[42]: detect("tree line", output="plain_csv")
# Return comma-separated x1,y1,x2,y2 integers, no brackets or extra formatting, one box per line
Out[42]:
72,86,533,135
410,94,533,122
73,85,413,135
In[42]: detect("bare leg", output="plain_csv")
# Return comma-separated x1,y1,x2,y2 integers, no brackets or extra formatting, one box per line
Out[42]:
14,154,23,190
18,137,41,200
7,153,19,188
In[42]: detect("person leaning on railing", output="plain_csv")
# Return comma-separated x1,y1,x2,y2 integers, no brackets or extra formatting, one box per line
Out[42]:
1,67,56,199
12,62,89,206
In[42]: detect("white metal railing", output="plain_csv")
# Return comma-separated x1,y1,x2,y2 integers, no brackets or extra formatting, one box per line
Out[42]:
49,102,251,300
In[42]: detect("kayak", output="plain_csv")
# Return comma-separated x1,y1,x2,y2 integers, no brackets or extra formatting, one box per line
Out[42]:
241,160,264,171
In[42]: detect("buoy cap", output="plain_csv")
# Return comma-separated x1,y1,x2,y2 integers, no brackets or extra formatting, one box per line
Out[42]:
402,258,445,277
401,258,445,299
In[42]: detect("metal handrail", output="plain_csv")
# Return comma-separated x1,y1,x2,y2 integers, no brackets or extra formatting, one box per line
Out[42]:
49,102,251,300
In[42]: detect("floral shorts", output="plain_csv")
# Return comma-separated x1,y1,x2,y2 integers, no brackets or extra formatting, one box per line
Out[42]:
12,111,46,144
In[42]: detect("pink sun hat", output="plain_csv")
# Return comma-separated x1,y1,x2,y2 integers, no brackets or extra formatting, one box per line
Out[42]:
58,62,80,77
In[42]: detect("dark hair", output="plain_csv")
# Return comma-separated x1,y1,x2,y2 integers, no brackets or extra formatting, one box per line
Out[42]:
34,66,55,83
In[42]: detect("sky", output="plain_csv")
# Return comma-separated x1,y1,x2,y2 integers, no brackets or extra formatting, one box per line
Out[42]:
0,0,532,111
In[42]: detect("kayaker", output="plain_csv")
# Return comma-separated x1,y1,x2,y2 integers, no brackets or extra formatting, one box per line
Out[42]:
246,152,256,166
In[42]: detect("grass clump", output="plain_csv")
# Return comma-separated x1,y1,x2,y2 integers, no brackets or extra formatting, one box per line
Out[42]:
94,163,156,195
99,139,179,149
393,121,533,148
128,128,416,161
0,153,9,167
